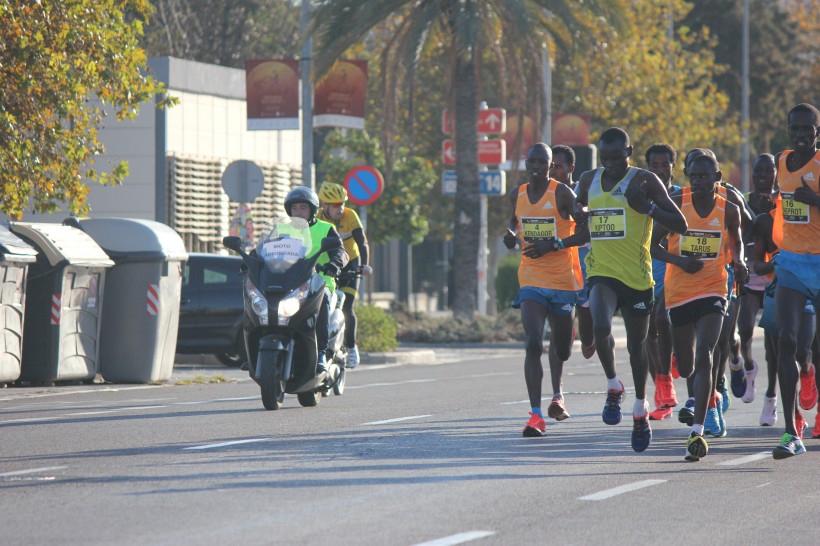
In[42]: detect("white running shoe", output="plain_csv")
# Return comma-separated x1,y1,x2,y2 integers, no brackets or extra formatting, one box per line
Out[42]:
742,360,758,403
760,395,778,426
346,345,360,369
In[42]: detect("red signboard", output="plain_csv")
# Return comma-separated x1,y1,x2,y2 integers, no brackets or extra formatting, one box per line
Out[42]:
245,59,300,131
314,60,368,130
441,108,506,135
502,114,538,162
441,139,507,165
552,113,591,146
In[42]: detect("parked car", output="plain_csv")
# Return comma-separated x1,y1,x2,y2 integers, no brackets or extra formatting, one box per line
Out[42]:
176,253,245,367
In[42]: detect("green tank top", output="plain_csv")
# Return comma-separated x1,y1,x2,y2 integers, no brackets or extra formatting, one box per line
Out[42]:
309,218,337,292
585,166,654,290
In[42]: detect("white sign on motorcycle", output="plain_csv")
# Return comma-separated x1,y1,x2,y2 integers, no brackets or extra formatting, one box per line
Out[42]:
261,237,305,262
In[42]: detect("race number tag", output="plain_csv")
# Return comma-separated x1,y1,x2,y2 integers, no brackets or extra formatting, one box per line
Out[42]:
780,192,810,223
680,230,721,260
521,217,555,242
261,237,305,261
589,208,626,239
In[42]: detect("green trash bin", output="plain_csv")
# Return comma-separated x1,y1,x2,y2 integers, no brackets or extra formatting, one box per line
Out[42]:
73,218,188,383
0,226,38,384
12,222,113,384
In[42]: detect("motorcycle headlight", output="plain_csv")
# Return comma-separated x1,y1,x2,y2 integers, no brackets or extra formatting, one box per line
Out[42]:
277,281,310,325
245,278,269,326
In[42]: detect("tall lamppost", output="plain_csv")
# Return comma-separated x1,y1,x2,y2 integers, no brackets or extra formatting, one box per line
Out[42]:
741,0,750,193
301,0,313,190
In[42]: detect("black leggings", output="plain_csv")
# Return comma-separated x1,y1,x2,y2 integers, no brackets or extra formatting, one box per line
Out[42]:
343,289,357,348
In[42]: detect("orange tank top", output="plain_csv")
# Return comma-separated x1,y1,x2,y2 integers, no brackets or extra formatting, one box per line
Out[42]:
772,150,820,254
665,191,730,308
516,182,583,291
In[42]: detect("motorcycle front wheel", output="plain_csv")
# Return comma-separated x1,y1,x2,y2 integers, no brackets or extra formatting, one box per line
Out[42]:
297,390,322,407
260,354,286,410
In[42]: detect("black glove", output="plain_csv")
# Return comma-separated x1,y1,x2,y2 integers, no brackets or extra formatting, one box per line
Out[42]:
320,262,340,277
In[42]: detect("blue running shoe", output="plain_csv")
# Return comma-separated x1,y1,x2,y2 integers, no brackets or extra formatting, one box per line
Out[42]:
631,414,652,452
772,433,806,459
715,394,727,437
704,407,723,437
717,379,731,412
602,382,624,425
729,360,746,398
678,398,695,426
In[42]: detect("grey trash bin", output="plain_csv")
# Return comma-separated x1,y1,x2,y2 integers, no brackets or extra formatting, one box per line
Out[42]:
74,218,188,383
12,223,114,384
0,226,38,384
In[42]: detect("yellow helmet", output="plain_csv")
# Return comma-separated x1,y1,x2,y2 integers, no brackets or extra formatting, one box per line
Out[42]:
318,181,348,204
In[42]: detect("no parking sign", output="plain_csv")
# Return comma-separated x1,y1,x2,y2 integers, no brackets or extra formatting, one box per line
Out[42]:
344,166,384,206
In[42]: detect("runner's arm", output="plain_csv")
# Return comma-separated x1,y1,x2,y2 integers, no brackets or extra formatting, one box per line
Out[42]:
644,173,688,234
504,185,520,248
725,202,748,282
751,213,776,276
555,182,590,248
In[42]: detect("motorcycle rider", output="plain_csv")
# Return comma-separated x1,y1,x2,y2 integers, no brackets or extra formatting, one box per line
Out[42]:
284,186,348,372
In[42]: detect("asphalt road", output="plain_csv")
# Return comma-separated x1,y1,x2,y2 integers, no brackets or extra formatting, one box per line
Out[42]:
1,328,818,546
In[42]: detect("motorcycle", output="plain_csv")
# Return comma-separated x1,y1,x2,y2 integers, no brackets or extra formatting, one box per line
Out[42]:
223,216,347,410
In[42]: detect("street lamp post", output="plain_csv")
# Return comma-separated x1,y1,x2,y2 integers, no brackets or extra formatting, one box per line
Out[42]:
301,0,313,190
741,0,750,193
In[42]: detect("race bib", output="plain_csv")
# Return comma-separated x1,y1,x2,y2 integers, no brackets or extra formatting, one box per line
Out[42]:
781,192,810,223
521,217,556,243
589,208,626,239
680,230,721,260
261,237,306,261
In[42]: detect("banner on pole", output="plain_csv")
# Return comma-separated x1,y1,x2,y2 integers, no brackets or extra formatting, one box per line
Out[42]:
314,60,368,130
245,59,300,130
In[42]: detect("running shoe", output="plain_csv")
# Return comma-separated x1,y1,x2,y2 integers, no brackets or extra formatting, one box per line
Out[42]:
346,345,360,369
602,381,624,425
704,408,722,437
657,374,678,408
685,432,709,462
772,433,806,459
812,411,820,439
717,379,731,412
547,397,570,421
741,360,758,403
729,356,745,398
670,354,680,379
799,363,818,410
631,414,652,452
678,398,695,426
582,342,596,359
649,406,672,420
795,409,806,440
716,393,727,437
760,395,778,426
523,412,546,437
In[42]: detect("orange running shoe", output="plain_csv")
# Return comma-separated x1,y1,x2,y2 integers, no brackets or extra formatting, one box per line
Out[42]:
547,397,570,421
670,355,680,379
799,364,818,410
795,409,806,440
813,411,820,439
523,412,546,437
657,374,678,408
649,406,672,420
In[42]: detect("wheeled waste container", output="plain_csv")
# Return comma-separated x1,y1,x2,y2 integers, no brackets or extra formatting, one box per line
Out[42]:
72,218,188,383
12,223,114,383
0,226,38,384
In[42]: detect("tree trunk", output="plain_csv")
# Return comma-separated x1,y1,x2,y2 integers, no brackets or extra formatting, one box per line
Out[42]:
451,49,480,321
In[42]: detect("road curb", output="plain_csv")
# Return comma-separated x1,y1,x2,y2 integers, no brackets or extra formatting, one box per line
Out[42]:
361,348,436,365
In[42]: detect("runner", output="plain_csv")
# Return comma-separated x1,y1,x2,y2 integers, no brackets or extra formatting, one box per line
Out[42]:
770,103,820,459
504,143,585,437
651,153,746,461
575,127,687,452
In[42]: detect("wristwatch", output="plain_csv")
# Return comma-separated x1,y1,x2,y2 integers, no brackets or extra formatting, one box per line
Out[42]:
551,238,564,251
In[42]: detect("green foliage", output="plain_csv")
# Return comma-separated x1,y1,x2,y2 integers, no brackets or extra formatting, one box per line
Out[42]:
356,304,398,353
495,254,520,312
0,0,173,219
395,308,524,343
320,130,435,245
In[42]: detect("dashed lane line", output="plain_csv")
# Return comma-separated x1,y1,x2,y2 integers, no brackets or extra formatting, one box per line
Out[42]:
0,466,67,477
412,531,496,546
579,479,667,501
361,415,432,426
183,438,270,450
716,451,770,466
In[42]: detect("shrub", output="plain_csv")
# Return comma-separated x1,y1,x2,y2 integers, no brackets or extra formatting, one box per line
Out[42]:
356,304,399,352
495,254,520,312
394,308,525,343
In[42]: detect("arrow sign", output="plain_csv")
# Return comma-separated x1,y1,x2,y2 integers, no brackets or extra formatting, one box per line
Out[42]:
441,170,506,196
344,166,384,206
441,108,507,135
442,139,507,165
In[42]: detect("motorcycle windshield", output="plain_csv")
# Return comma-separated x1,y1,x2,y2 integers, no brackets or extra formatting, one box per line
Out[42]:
256,216,313,273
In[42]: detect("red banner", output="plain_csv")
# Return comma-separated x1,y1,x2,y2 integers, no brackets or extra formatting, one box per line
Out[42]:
314,60,368,130
502,115,538,162
552,113,591,146
245,59,300,131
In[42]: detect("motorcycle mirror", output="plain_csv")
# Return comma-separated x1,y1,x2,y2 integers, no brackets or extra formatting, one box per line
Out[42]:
320,237,342,253
223,236,247,258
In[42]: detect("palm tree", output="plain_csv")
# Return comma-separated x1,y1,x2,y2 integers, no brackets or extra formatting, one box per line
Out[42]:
311,0,624,320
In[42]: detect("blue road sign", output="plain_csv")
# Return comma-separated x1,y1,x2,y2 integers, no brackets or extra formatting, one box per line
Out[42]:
441,170,507,196
344,166,384,206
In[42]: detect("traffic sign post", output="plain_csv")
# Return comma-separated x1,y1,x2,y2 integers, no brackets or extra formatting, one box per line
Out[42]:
441,139,506,166
442,108,506,135
221,160,265,203
441,170,506,196
343,166,384,206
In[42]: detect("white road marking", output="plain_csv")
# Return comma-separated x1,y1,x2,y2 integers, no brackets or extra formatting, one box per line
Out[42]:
413,531,495,546
716,452,770,466
184,438,270,450
0,466,67,477
348,379,435,389
361,415,432,426
579,479,667,501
